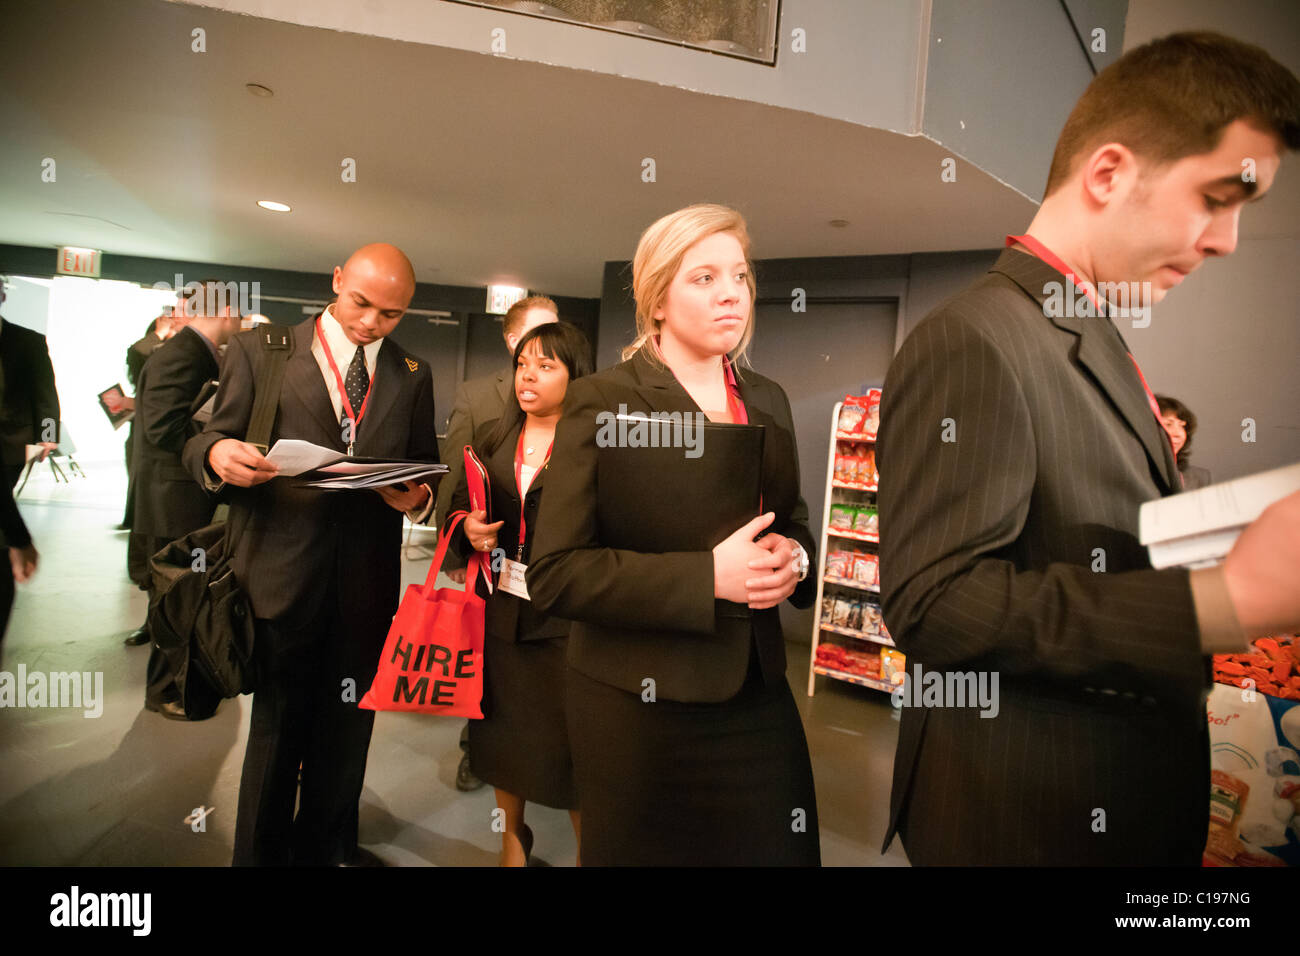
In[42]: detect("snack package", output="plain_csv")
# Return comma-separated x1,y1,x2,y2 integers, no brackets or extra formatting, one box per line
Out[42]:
863,393,881,437
852,506,876,535
880,648,907,685
832,597,853,628
852,554,879,588
837,398,868,435
847,599,863,631
825,551,849,579
829,504,854,530
862,447,877,486
861,603,882,633
820,593,836,624
1203,681,1300,866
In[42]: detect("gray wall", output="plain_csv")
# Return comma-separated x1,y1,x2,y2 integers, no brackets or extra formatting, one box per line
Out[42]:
185,0,928,133
923,0,1127,201
1125,240,1300,482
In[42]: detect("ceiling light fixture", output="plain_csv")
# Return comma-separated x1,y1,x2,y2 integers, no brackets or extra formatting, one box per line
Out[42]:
246,83,274,97
257,200,291,212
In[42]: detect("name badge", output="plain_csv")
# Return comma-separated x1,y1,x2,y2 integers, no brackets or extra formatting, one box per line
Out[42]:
499,558,530,601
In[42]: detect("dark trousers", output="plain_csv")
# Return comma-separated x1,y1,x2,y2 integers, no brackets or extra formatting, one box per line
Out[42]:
232,597,389,866
4,463,25,645
0,552,13,645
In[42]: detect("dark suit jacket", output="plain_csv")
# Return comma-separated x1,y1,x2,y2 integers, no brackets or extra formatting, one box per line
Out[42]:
877,248,1209,866
434,368,511,567
0,319,60,467
132,326,220,539
182,320,439,627
1181,464,1212,491
447,417,571,644
526,348,816,704
0,361,29,550
127,331,166,389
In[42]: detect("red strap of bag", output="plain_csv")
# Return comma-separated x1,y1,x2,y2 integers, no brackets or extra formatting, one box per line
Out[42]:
428,510,487,597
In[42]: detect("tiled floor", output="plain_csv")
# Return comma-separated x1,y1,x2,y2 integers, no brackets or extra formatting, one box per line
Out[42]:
0,459,909,866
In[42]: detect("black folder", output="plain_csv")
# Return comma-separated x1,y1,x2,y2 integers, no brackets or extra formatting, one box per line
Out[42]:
596,418,764,553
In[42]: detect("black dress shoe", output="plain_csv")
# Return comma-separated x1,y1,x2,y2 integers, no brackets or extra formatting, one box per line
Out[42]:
456,753,485,792
123,626,150,646
144,698,188,720
336,847,387,867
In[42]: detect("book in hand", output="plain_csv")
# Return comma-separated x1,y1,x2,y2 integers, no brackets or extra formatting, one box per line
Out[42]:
264,438,447,491
1139,461,1300,569
596,420,764,553
98,384,133,429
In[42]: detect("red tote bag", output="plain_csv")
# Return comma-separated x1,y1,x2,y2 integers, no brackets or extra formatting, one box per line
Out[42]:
359,511,487,717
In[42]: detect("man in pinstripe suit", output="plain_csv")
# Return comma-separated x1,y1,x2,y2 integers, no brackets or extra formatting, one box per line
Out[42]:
878,33,1300,865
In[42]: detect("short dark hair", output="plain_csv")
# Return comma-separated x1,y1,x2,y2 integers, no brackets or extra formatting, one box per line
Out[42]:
1156,394,1197,470
502,295,558,338
1045,31,1300,196
482,321,594,457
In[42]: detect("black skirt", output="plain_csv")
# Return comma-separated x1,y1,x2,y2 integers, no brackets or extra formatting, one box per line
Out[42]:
467,632,576,810
565,639,820,865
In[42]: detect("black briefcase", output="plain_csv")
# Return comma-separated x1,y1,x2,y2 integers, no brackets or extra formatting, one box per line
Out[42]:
145,325,293,720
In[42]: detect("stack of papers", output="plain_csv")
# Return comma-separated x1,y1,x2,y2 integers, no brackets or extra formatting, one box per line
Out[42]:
266,439,448,491
1139,462,1300,569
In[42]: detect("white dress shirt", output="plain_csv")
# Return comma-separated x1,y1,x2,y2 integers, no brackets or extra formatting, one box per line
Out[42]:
310,306,434,524
311,307,382,423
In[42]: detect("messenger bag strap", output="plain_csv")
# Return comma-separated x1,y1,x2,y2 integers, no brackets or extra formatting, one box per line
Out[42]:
245,324,294,453
222,324,294,558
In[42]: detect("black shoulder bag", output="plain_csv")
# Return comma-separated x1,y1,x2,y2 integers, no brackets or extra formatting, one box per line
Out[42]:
147,325,294,720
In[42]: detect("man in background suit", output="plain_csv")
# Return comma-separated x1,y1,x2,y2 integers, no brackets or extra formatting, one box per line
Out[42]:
0,278,60,489
184,243,439,866
128,282,239,716
120,311,175,530
0,358,38,645
878,32,1300,866
433,294,557,792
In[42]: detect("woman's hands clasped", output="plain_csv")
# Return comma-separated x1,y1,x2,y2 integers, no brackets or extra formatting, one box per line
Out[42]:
712,512,801,609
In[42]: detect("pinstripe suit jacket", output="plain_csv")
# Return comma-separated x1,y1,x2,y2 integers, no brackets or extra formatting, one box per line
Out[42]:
878,248,1210,866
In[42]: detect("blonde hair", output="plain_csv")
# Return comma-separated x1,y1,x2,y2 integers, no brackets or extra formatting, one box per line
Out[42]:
623,204,757,363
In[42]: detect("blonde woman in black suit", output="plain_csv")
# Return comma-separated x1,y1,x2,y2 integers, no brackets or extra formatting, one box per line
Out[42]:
450,321,593,866
527,204,820,865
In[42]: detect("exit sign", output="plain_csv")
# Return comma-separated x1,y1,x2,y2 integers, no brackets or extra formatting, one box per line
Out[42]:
487,284,527,316
56,246,101,277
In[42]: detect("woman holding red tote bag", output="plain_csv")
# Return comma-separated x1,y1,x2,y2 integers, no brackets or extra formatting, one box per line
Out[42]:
449,321,594,867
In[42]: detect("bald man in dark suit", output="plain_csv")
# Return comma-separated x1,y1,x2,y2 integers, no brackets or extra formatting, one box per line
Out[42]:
185,243,439,866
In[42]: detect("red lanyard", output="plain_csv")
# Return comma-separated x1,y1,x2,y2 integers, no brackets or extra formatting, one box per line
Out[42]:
1007,234,1180,483
1006,233,1105,314
722,356,748,425
316,316,376,433
513,427,553,559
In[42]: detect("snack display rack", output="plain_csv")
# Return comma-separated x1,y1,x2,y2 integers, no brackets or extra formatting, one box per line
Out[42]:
807,391,904,697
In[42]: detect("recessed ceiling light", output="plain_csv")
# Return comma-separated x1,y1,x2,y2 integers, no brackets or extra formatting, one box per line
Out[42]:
829,219,850,228
246,83,274,97
257,200,291,212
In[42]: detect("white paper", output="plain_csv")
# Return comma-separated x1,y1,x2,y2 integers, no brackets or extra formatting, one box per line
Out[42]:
1140,461,1300,568
265,439,346,476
